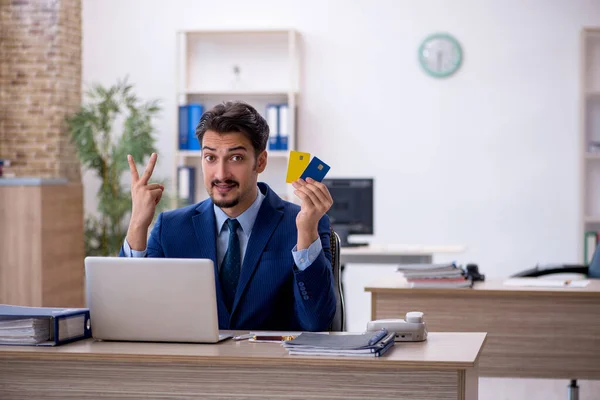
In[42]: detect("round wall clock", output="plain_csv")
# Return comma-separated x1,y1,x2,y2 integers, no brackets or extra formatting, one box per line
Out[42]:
418,33,463,78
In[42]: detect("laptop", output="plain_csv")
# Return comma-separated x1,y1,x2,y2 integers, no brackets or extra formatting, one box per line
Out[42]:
84,257,231,343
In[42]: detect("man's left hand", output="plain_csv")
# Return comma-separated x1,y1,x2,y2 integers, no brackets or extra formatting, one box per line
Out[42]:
292,178,333,250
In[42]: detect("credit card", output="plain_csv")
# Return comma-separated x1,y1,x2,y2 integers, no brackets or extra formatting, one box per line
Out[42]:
286,151,311,183
299,156,330,182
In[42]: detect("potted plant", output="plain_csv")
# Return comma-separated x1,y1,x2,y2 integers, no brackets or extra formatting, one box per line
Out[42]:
67,77,168,256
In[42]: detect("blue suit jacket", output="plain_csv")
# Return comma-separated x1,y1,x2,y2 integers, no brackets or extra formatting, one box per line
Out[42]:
120,182,336,331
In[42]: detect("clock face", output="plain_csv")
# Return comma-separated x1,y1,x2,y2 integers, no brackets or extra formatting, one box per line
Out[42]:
418,33,463,78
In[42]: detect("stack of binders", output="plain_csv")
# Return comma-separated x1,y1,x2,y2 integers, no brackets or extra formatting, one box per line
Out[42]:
397,263,473,288
282,329,395,357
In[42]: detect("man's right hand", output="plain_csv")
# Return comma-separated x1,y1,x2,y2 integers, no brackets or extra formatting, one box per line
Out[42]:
126,153,164,251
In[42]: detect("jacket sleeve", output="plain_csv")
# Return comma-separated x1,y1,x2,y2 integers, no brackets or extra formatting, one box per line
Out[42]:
291,215,336,331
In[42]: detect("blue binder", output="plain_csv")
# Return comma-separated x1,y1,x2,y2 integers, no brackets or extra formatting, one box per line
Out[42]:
278,104,289,150
178,105,188,150
266,104,279,150
0,304,92,346
178,104,204,150
187,104,203,150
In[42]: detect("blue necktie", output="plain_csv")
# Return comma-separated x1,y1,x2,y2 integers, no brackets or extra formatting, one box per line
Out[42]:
220,218,241,311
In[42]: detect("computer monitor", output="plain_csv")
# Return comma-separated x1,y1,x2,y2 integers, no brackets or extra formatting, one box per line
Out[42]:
322,178,374,247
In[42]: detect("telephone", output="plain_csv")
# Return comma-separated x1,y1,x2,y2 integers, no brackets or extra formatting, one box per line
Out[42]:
366,311,428,342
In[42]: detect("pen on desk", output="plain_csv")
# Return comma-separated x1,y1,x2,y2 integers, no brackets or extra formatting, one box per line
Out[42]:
233,333,253,341
255,335,296,342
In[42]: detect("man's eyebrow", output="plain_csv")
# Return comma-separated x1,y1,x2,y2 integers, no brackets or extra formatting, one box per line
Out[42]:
201,145,248,152
227,146,247,152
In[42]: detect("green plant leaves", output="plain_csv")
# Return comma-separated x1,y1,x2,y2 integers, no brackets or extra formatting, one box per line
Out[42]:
67,77,164,256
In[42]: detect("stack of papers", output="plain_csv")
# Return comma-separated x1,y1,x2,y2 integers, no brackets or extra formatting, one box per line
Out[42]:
397,263,472,288
283,330,395,357
0,318,51,345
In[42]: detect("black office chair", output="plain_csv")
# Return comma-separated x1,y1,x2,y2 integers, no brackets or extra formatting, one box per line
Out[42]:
511,249,600,279
510,244,600,400
328,227,345,332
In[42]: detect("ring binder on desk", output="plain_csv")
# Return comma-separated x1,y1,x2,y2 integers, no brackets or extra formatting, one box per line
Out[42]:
0,304,92,346
282,330,395,357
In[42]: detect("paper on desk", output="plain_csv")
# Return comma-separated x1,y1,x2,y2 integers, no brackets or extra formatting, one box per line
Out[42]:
396,263,457,271
503,278,590,288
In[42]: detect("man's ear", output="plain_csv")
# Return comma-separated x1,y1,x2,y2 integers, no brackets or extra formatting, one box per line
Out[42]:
256,150,267,173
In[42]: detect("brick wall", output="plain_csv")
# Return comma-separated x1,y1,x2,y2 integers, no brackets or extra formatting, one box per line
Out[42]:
0,0,82,181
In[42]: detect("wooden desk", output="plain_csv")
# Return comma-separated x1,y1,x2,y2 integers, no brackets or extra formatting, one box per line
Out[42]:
340,245,466,265
0,332,486,400
366,276,600,379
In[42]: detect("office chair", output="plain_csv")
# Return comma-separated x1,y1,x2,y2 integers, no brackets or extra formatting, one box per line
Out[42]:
328,227,346,332
510,244,600,400
511,248,600,279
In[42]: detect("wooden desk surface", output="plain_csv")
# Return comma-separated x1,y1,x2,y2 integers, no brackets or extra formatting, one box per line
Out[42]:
366,275,600,297
0,332,486,370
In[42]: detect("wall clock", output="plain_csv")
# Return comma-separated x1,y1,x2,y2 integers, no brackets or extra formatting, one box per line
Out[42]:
418,33,463,78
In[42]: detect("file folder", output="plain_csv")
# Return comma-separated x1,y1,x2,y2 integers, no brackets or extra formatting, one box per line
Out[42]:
186,104,203,150
178,105,189,150
0,304,92,346
178,104,204,150
266,104,279,150
278,104,289,150
283,329,395,357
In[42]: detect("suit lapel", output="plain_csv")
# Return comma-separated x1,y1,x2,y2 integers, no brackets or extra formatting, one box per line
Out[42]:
231,187,284,315
192,200,230,324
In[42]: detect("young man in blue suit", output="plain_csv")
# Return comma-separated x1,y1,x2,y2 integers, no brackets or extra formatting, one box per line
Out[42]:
121,101,336,332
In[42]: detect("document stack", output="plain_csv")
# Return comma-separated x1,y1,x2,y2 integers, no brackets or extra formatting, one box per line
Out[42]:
397,263,473,288
0,318,50,345
282,329,395,357
0,304,92,346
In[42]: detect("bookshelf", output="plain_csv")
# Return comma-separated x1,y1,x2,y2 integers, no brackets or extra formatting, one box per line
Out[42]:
173,29,301,208
581,28,600,262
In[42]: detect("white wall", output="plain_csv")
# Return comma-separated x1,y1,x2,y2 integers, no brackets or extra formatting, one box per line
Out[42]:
82,1,600,399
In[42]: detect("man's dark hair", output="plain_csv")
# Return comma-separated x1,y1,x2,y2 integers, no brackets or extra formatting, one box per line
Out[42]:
195,101,270,156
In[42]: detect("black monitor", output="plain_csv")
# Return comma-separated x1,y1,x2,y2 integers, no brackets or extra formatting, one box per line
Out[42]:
322,178,374,247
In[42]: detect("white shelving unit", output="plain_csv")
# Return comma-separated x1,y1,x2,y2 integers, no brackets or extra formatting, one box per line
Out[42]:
174,29,301,207
581,28,600,262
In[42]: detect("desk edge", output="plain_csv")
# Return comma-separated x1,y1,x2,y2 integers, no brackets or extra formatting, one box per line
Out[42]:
0,347,480,370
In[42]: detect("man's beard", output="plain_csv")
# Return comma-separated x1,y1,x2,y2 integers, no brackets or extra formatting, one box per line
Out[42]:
210,179,240,208
212,197,240,208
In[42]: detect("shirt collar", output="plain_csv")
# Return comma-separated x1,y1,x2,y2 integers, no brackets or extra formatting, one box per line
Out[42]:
214,186,265,236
